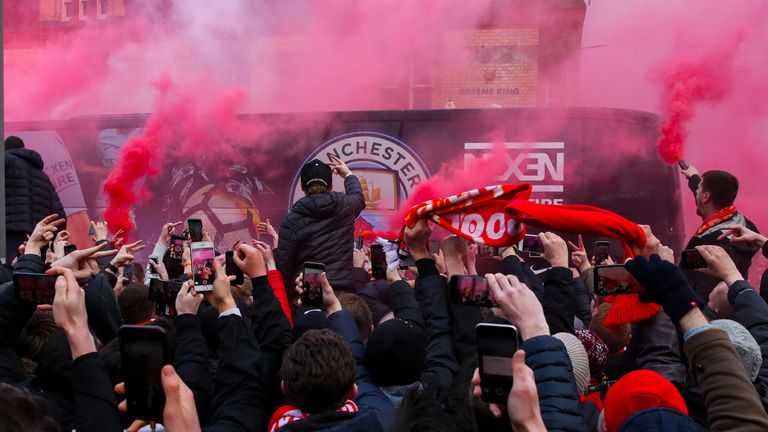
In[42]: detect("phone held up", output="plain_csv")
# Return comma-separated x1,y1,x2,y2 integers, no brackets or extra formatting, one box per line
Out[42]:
187,218,203,243
477,323,519,404
680,249,707,270
370,244,387,279
169,235,186,260
593,264,644,296
302,262,325,308
119,325,170,421
449,275,496,308
148,278,184,316
191,241,215,292
14,272,58,304
518,234,543,257
594,241,610,264
225,250,245,286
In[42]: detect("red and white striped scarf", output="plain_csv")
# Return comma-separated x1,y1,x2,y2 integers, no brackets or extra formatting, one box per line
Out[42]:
268,400,358,432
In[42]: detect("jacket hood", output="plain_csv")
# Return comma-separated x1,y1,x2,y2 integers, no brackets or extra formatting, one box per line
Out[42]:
7,148,45,169
292,192,341,219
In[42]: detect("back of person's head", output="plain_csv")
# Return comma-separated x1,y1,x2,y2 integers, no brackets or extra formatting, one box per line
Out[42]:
300,159,333,195
118,283,155,325
365,319,426,386
230,277,253,304
553,332,590,394
0,383,60,432
18,311,60,360
603,370,687,432
5,136,25,151
701,170,739,209
589,302,631,353
711,319,761,381
616,407,699,432
162,250,184,280
337,292,373,341
281,329,356,413
394,366,478,432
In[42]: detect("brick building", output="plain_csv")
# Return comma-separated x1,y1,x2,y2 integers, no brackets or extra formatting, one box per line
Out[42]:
4,0,587,112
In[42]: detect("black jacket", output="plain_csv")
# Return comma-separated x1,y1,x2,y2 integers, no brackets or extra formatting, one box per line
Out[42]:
5,148,66,233
522,335,586,432
275,175,365,291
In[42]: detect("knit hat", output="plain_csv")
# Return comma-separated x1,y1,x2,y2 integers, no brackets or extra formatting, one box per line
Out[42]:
300,159,332,188
553,332,590,394
4,136,24,150
711,319,761,382
365,318,425,386
603,370,688,432
618,407,699,432
575,329,609,376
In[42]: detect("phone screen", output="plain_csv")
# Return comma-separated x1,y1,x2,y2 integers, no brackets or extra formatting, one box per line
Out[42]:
123,263,134,282
370,244,387,279
64,244,77,256
302,262,325,308
119,325,167,421
519,234,543,256
169,236,186,260
355,236,363,250
187,219,203,243
191,242,215,291
225,251,245,285
450,275,496,307
14,273,58,304
680,249,707,270
594,241,610,264
594,264,644,295
477,323,518,404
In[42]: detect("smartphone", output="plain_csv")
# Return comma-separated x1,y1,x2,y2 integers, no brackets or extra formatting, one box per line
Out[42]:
370,244,387,279
594,241,610,264
40,243,50,261
191,242,215,292
148,279,183,316
187,219,203,243
594,264,644,296
14,272,58,304
63,244,77,256
123,263,134,282
119,325,169,421
302,262,325,308
477,323,519,404
449,275,496,307
680,249,707,270
518,234,543,257
225,250,245,286
355,236,364,250
148,256,159,275
169,235,186,260
88,224,96,236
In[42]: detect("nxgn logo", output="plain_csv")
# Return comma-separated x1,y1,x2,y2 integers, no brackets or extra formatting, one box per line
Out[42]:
463,142,565,194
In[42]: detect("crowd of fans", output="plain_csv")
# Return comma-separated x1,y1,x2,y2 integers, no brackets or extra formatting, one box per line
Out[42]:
2,135,768,431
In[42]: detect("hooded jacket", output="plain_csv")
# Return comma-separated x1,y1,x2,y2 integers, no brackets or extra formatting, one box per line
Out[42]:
5,148,66,233
276,175,365,291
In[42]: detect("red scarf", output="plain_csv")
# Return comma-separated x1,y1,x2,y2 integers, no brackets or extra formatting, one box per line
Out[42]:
401,184,532,247
268,400,358,431
695,205,737,236
399,184,660,327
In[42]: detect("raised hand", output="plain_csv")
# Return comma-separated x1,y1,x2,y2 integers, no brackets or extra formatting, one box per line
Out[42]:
540,232,568,268
175,281,203,315
328,154,352,177
717,224,767,248
52,241,117,279
294,272,341,315
507,350,546,431
251,240,276,271
157,221,183,245
233,243,266,278
486,273,548,341
567,234,591,273
50,267,95,359
696,245,744,286
27,214,66,255
209,255,236,313
110,240,146,268
404,218,432,260
256,219,279,246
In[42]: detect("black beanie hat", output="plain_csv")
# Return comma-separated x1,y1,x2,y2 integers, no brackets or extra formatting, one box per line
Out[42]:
5,136,24,150
365,318,426,386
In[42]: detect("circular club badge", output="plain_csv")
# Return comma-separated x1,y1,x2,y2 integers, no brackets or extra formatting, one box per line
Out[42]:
289,132,430,228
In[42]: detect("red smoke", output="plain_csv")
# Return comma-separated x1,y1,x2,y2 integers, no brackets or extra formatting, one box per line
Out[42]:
655,57,731,164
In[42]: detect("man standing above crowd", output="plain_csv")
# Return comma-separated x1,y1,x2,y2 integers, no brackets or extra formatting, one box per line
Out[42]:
276,155,366,293
681,163,760,300
4,136,66,261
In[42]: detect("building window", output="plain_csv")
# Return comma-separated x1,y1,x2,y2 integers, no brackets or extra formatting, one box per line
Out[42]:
79,0,89,20
377,60,434,110
97,0,108,19
61,0,73,21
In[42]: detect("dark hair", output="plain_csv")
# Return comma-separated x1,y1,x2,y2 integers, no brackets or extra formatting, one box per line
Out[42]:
393,365,479,432
0,383,60,432
701,170,739,209
337,292,373,341
118,283,155,325
18,311,61,360
305,183,332,195
281,329,356,413
4,136,25,150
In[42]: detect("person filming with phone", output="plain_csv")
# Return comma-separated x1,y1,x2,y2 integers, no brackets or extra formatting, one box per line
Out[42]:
275,155,366,294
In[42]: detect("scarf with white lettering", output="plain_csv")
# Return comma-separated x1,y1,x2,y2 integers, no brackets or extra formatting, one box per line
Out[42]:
268,400,359,432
